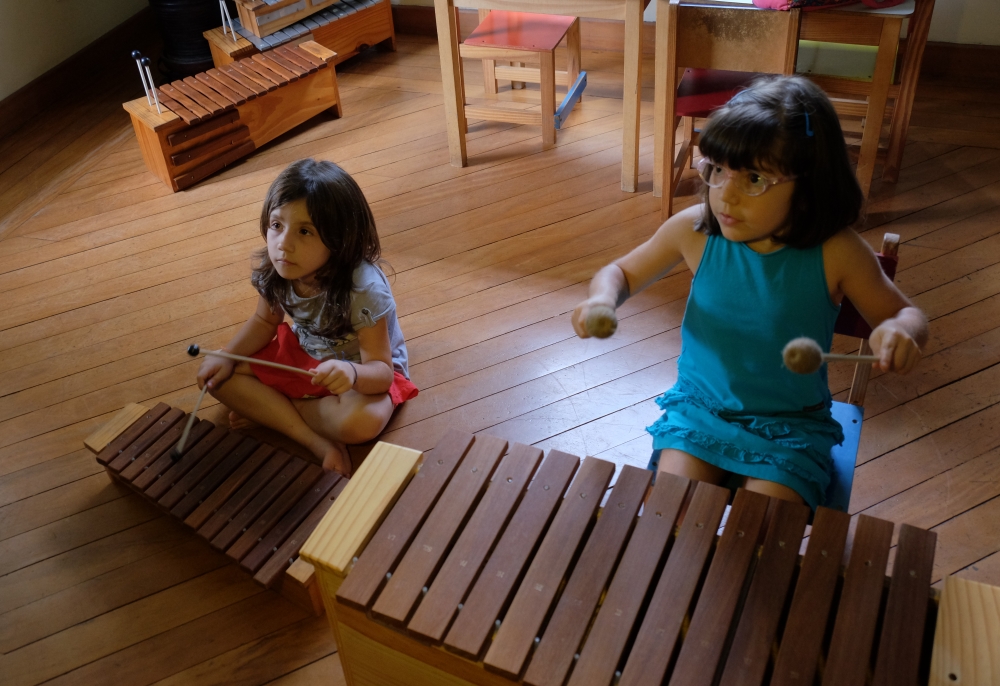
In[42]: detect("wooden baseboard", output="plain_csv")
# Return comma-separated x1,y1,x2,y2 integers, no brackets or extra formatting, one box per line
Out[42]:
920,42,1000,85
0,8,157,142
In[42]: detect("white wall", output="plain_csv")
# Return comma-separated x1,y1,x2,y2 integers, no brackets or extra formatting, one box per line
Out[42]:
394,0,1000,46
926,0,1000,44
0,0,147,101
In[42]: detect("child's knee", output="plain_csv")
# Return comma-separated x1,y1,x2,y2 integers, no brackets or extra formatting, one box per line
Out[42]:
338,403,391,444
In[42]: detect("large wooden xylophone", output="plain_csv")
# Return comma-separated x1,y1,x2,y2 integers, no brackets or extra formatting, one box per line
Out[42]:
86,402,350,614
122,40,341,192
300,430,1000,686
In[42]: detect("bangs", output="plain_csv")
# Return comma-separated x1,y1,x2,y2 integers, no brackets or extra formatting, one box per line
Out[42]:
698,96,792,175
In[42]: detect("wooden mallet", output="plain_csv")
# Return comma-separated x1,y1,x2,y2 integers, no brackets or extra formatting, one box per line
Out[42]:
585,304,618,339
171,344,318,460
782,337,879,375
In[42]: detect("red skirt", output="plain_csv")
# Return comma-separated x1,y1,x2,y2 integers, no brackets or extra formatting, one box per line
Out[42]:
250,323,419,405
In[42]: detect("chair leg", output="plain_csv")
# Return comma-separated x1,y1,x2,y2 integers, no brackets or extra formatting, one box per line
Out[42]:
477,9,498,96
566,18,581,86
855,17,901,197
512,62,525,90
848,340,874,406
541,50,557,147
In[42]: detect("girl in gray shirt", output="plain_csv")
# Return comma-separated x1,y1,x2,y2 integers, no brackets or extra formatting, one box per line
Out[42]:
197,160,417,476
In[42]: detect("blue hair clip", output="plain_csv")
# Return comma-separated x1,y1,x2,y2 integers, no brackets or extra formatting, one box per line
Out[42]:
804,110,814,137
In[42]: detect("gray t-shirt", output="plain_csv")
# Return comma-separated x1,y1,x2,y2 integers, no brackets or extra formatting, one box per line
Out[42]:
275,261,409,378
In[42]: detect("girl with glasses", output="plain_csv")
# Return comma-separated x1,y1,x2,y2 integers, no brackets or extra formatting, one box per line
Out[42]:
572,76,927,510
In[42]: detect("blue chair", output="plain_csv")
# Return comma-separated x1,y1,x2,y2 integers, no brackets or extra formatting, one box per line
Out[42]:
648,233,900,512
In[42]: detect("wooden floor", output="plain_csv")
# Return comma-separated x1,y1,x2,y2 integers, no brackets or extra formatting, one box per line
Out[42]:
2,32,1000,685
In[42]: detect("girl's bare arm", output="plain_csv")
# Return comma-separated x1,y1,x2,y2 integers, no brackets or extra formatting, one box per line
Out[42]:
311,317,394,395
827,230,928,373
198,296,284,389
573,206,702,337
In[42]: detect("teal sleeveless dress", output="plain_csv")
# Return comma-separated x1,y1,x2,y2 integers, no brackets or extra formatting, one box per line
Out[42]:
647,234,845,509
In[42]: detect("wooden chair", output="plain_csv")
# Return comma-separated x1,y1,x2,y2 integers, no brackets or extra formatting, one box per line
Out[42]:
653,0,801,220
648,233,900,513
800,0,936,196
823,232,900,511
457,10,588,149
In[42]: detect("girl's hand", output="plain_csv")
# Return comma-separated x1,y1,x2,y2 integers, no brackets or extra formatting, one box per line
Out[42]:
869,322,922,374
198,355,236,390
572,298,617,338
311,359,356,395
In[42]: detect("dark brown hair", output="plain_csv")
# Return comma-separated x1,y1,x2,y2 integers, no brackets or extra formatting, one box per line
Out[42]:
696,75,864,249
252,159,382,338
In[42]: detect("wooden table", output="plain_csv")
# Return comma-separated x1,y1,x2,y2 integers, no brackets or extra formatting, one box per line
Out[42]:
433,0,648,193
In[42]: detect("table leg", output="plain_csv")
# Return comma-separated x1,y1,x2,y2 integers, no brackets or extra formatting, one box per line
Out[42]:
855,17,901,197
653,0,671,198
621,0,644,192
434,0,467,167
883,0,935,183
542,50,557,147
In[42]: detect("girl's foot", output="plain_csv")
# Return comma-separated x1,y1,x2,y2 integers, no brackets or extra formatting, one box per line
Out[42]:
229,411,258,431
321,441,352,477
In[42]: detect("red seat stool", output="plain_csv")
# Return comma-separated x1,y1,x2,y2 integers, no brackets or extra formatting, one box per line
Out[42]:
458,10,588,148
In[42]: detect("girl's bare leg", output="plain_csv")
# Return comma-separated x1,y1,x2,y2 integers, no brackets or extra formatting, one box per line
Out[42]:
210,365,347,473
657,448,729,522
292,391,394,473
657,448,728,484
743,477,805,505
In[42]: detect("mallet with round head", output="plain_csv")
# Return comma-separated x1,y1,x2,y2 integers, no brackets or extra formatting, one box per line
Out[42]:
585,304,618,339
782,337,879,375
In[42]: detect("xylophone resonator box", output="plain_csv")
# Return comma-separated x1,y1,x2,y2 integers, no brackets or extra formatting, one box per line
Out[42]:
123,41,341,192
299,430,1000,686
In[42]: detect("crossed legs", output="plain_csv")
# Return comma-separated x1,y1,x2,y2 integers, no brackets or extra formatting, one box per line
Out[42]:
209,363,394,475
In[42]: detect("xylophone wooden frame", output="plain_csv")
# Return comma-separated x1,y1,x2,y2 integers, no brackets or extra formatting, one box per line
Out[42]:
300,430,1000,686
123,41,342,193
84,401,354,616
204,0,396,69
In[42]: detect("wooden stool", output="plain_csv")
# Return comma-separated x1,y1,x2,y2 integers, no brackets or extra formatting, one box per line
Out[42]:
458,11,587,149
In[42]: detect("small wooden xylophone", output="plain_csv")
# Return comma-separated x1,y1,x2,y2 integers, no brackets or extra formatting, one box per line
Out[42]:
86,402,356,613
122,41,341,192
299,430,1000,686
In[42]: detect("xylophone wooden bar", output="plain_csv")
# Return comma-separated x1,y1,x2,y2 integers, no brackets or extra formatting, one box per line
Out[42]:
84,402,351,615
299,429,992,686
566,472,688,686
123,40,341,192
371,434,508,627
407,443,543,644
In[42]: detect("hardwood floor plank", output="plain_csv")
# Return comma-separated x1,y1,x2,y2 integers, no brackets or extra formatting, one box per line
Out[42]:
1,566,264,686
150,615,336,686
0,449,102,508
0,301,247,396
927,495,1000,582
0,472,130,541
0,538,229,654
263,653,347,686
852,400,1000,513
0,495,161,576
860,445,1000,545
856,363,1000,465
45,593,306,686
0,262,249,356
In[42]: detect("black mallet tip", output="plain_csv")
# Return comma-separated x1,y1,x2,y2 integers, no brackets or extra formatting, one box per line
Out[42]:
170,447,183,462
140,56,150,67
187,344,200,357
131,50,141,59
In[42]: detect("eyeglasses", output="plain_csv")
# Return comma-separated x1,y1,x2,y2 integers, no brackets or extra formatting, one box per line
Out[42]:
696,158,796,197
